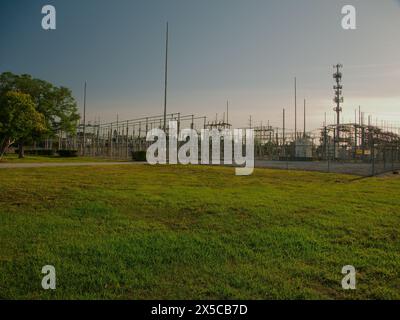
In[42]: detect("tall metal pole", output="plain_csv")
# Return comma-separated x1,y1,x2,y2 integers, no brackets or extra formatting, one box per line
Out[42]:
116,113,119,153
303,98,306,137
283,108,288,167
294,77,297,140
126,120,129,159
283,108,286,145
226,100,229,125
83,81,87,156
163,22,169,132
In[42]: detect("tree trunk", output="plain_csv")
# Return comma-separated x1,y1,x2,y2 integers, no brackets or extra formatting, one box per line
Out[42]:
0,137,10,160
18,143,25,159
0,139,6,160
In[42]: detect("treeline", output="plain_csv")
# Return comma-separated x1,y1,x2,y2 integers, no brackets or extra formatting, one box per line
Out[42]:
0,72,80,159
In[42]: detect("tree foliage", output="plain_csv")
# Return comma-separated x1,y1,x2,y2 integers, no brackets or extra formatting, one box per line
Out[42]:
0,91,47,158
0,72,80,158
0,72,80,132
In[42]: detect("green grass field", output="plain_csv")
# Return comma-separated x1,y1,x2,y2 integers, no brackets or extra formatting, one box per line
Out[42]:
0,164,399,299
0,154,127,163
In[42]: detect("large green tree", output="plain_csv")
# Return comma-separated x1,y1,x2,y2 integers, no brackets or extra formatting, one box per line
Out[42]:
0,91,47,159
0,72,80,156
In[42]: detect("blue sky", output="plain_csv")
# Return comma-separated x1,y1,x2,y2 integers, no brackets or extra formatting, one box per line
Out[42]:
1,0,400,129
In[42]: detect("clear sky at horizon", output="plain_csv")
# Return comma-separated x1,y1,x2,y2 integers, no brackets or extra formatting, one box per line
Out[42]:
1,0,399,130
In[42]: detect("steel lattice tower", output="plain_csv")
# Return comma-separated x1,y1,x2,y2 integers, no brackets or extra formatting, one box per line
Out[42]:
333,64,343,143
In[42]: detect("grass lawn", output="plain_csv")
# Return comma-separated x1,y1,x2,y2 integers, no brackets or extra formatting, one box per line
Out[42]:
0,154,127,163
0,165,399,299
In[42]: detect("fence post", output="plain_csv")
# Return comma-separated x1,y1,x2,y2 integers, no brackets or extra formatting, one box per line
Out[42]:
392,146,395,172
328,150,330,173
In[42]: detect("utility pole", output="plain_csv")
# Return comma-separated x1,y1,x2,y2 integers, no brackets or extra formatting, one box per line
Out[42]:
83,81,87,156
283,108,286,146
303,98,306,138
294,77,297,140
163,22,169,132
283,108,288,168
126,120,129,159
116,113,119,148
226,100,229,125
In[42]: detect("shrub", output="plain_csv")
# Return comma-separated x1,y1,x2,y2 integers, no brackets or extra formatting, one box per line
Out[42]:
37,149,55,156
57,150,78,157
131,151,147,161
15,149,55,156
